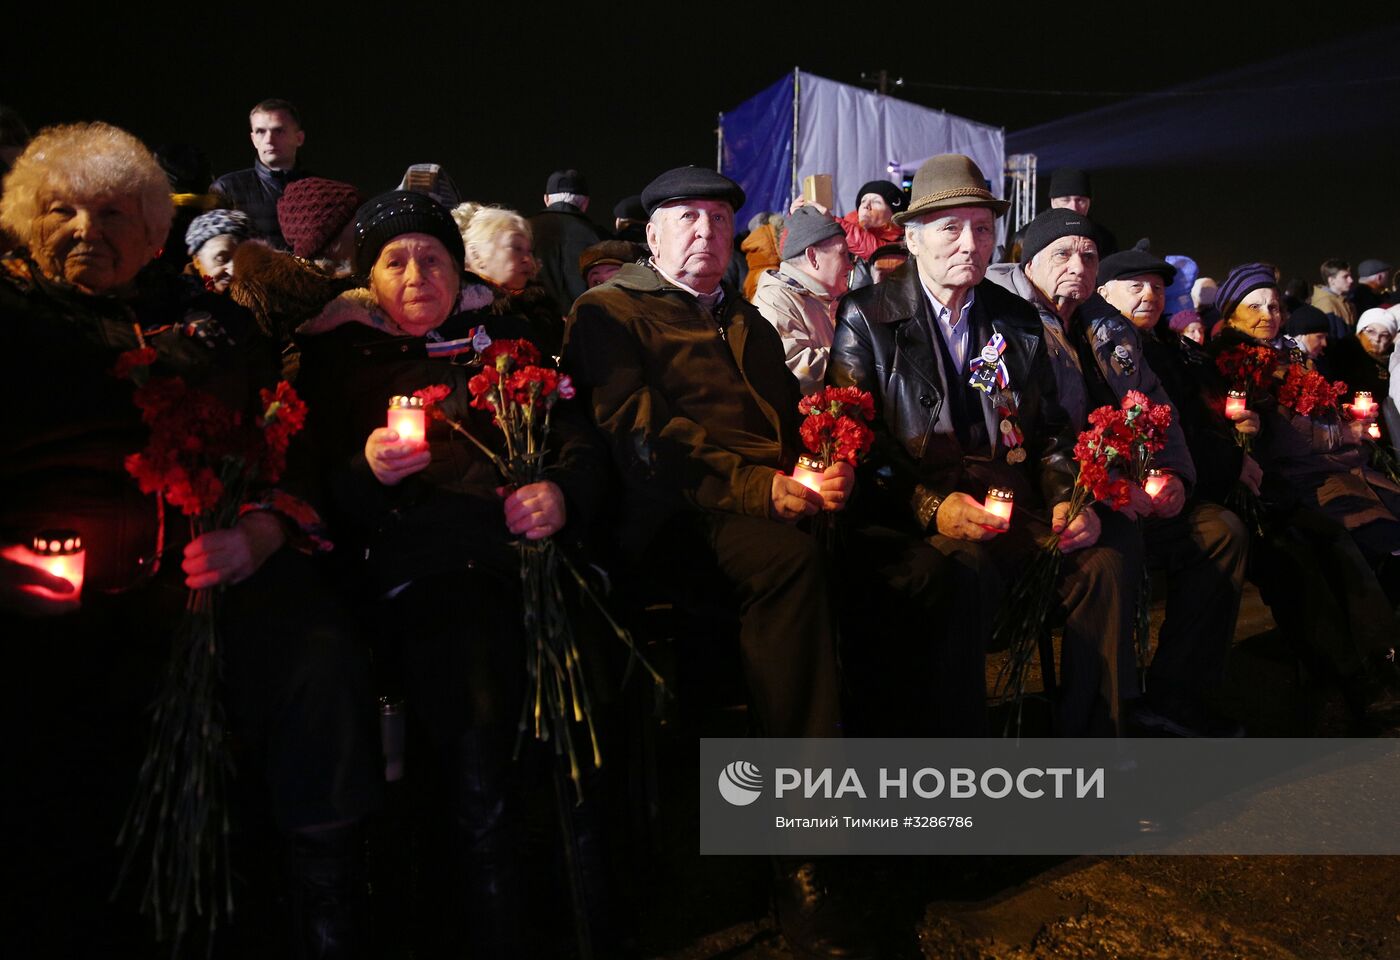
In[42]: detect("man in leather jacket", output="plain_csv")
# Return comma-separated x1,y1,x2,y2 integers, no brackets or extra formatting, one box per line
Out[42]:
829,155,1142,737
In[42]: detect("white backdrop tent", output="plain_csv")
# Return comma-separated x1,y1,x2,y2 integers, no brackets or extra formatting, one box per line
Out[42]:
719,70,1006,237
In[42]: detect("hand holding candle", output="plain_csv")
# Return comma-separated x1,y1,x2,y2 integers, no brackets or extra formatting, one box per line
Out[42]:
983,487,1014,526
1,530,84,606
1350,391,1376,421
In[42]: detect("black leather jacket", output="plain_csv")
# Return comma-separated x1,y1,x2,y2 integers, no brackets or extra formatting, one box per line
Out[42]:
828,261,1078,533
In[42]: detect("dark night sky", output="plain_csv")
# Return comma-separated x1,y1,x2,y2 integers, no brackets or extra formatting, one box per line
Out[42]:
6,5,1398,284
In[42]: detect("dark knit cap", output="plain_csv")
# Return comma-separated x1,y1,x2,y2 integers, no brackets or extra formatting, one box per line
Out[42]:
578,239,643,279
1097,247,1177,285
854,179,905,213
278,177,361,259
353,190,465,277
1285,303,1330,336
640,167,745,216
1215,263,1278,322
547,169,589,194
613,194,646,222
1357,258,1393,278
1048,167,1092,199
781,206,845,259
1020,208,1099,264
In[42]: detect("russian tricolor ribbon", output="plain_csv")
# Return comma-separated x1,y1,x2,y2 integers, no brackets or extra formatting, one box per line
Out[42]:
968,332,1010,394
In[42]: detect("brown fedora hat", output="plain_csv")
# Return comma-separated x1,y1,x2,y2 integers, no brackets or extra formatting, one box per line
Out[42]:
893,154,1009,225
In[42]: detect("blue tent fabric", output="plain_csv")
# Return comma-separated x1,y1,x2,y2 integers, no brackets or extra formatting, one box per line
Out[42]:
720,73,795,229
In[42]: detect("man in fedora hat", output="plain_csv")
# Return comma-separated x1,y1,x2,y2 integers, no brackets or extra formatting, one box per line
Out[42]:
829,154,1141,737
564,166,874,958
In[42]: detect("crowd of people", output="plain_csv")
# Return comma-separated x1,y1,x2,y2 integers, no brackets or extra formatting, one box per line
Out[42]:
2,98,1397,959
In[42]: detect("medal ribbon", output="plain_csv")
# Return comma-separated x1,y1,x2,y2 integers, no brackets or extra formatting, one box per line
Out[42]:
968,332,1011,393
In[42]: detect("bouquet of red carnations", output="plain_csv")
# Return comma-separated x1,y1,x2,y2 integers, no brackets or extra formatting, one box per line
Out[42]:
991,391,1171,732
797,386,876,467
113,347,306,949
415,339,659,794
1275,363,1346,418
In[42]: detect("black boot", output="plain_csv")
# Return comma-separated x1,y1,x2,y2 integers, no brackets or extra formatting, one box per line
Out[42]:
772,859,876,959
452,728,524,959
285,822,367,960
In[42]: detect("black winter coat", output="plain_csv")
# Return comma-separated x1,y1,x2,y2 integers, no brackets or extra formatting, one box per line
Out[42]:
528,202,605,318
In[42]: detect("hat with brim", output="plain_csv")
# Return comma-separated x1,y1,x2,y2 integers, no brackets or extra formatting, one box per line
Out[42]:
894,154,1009,225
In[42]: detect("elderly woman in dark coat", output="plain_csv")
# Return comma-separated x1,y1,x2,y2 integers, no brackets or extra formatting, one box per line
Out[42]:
0,122,377,956
295,191,609,957
1206,263,1400,724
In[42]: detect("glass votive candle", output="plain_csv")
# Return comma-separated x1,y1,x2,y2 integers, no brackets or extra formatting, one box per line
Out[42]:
1367,421,1383,440
984,487,1014,523
387,395,426,443
1351,391,1376,420
792,454,826,493
1225,390,1248,419
1144,468,1168,499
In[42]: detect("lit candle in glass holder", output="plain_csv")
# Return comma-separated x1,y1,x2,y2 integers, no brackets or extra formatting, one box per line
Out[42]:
1367,422,1383,440
387,395,426,443
984,487,1014,523
792,454,826,493
0,529,85,604
1225,389,1248,419
1351,391,1376,421
1144,468,1168,500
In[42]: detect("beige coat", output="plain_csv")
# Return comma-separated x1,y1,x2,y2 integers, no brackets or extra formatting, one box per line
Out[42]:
751,261,840,394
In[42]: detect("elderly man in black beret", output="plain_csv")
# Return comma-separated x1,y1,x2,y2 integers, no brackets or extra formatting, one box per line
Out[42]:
564,166,872,958
1087,243,1251,736
830,155,1142,739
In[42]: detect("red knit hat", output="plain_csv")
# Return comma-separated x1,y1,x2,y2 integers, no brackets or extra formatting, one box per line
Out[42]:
277,177,361,258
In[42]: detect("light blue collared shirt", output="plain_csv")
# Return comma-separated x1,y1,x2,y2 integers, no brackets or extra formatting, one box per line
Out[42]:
920,282,976,372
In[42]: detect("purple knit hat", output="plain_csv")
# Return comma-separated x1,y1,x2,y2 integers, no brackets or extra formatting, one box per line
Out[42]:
1168,309,1201,335
1215,263,1277,322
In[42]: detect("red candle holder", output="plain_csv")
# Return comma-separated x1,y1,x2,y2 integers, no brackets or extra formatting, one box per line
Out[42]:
792,454,825,493
387,395,426,443
1350,391,1376,421
1367,422,1383,440
984,487,1014,524
1,529,85,604
1144,468,1168,500
1225,390,1248,419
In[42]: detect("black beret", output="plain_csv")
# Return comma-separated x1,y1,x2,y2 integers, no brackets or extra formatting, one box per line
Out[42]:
1285,303,1330,336
1097,248,1177,285
1048,167,1092,198
855,180,905,212
546,168,589,194
353,190,465,277
1020,208,1099,264
640,167,745,217
613,194,646,222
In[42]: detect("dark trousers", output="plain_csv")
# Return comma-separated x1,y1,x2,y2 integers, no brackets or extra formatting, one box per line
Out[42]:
1144,501,1249,706
4,549,378,957
642,511,842,738
839,523,983,735
1253,503,1400,678
929,509,1142,736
